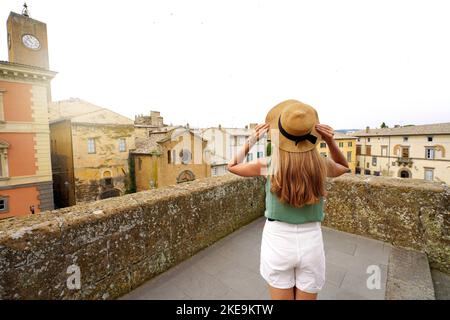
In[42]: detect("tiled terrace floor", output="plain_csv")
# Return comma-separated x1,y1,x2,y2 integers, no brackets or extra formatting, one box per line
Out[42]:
121,217,392,300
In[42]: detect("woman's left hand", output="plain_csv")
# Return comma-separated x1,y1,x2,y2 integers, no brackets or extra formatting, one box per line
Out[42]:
315,124,335,143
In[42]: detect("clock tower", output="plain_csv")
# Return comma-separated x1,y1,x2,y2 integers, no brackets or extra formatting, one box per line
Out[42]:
7,4,50,69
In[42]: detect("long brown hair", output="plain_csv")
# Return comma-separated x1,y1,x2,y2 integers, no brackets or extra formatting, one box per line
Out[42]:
269,147,327,208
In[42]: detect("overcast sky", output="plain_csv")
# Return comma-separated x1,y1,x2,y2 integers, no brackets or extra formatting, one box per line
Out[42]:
1,0,449,129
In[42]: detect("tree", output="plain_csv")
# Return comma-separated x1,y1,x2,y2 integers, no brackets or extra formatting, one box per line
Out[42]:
380,122,388,128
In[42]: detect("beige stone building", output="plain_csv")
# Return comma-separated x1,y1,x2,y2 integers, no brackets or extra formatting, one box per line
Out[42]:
132,113,210,190
200,124,268,176
354,123,450,184
49,98,135,207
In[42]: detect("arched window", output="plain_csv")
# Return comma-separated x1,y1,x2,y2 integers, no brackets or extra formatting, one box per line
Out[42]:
102,170,113,187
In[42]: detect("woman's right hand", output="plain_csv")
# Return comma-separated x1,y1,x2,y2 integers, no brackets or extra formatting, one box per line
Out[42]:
248,123,270,146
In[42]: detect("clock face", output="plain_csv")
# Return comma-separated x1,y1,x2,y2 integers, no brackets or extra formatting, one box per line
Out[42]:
22,34,41,50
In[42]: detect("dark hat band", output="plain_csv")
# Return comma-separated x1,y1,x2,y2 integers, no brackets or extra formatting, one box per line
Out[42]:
278,116,317,146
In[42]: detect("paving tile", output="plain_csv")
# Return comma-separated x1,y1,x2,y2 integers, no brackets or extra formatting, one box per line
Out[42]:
195,249,241,276
120,277,190,300
325,262,347,287
339,273,386,300
174,265,232,300
318,281,341,300
215,265,267,299
121,218,390,300
326,248,388,279
354,240,391,265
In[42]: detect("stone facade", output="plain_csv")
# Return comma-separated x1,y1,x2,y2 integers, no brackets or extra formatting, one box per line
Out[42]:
133,127,211,190
354,123,450,184
49,99,135,207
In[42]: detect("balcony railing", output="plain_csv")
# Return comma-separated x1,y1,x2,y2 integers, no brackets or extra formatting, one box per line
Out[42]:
396,157,413,167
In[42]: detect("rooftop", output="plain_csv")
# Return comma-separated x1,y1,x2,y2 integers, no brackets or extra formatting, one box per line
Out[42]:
354,122,450,137
49,98,134,126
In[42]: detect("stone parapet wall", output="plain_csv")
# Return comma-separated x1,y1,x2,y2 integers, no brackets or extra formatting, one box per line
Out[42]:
323,175,449,273
0,174,448,300
0,174,265,299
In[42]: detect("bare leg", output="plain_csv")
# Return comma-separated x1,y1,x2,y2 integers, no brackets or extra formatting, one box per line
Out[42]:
268,285,295,300
295,287,318,300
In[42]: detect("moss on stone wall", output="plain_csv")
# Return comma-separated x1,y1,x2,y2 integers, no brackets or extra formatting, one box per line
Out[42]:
324,174,449,274
0,174,265,299
0,174,448,300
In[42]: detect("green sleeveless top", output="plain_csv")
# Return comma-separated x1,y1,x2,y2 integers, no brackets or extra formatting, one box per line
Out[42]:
264,157,325,224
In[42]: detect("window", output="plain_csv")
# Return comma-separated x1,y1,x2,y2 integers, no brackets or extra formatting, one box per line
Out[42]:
367,138,371,143
257,151,264,158
365,169,371,175
356,145,361,156
425,148,435,160
0,88,6,122
339,142,344,148
347,151,352,162
401,147,409,158
357,138,360,142
374,171,381,176
372,157,377,166
348,142,353,147
0,140,10,179
403,137,409,142
167,150,171,164
424,168,434,181
320,142,326,149
320,152,327,158
247,153,253,162
366,145,371,156
87,138,96,154
0,196,9,213
366,162,370,169
173,150,176,164
381,146,388,157
180,149,192,164
427,136,433,142
118,138,127,152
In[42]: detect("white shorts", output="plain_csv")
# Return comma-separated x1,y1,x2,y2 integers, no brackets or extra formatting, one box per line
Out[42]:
260,219,326,293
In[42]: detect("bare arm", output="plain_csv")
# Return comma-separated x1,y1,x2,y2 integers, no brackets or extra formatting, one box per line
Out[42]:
316,124,351,178
227,124,269,177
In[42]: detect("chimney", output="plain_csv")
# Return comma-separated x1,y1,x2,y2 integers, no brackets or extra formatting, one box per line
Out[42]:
365,126,370,133
218,124,222,130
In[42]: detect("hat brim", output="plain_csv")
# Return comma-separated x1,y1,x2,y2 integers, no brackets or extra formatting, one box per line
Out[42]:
265,100,322,153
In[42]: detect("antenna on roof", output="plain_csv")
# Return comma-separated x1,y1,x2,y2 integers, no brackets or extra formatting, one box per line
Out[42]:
22,2,30,17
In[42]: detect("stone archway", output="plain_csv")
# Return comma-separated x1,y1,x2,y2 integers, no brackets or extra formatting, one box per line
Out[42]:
177,170,195,184
398,168,412,179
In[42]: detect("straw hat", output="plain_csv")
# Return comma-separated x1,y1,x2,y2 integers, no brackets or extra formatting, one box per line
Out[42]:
265,99,321,153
